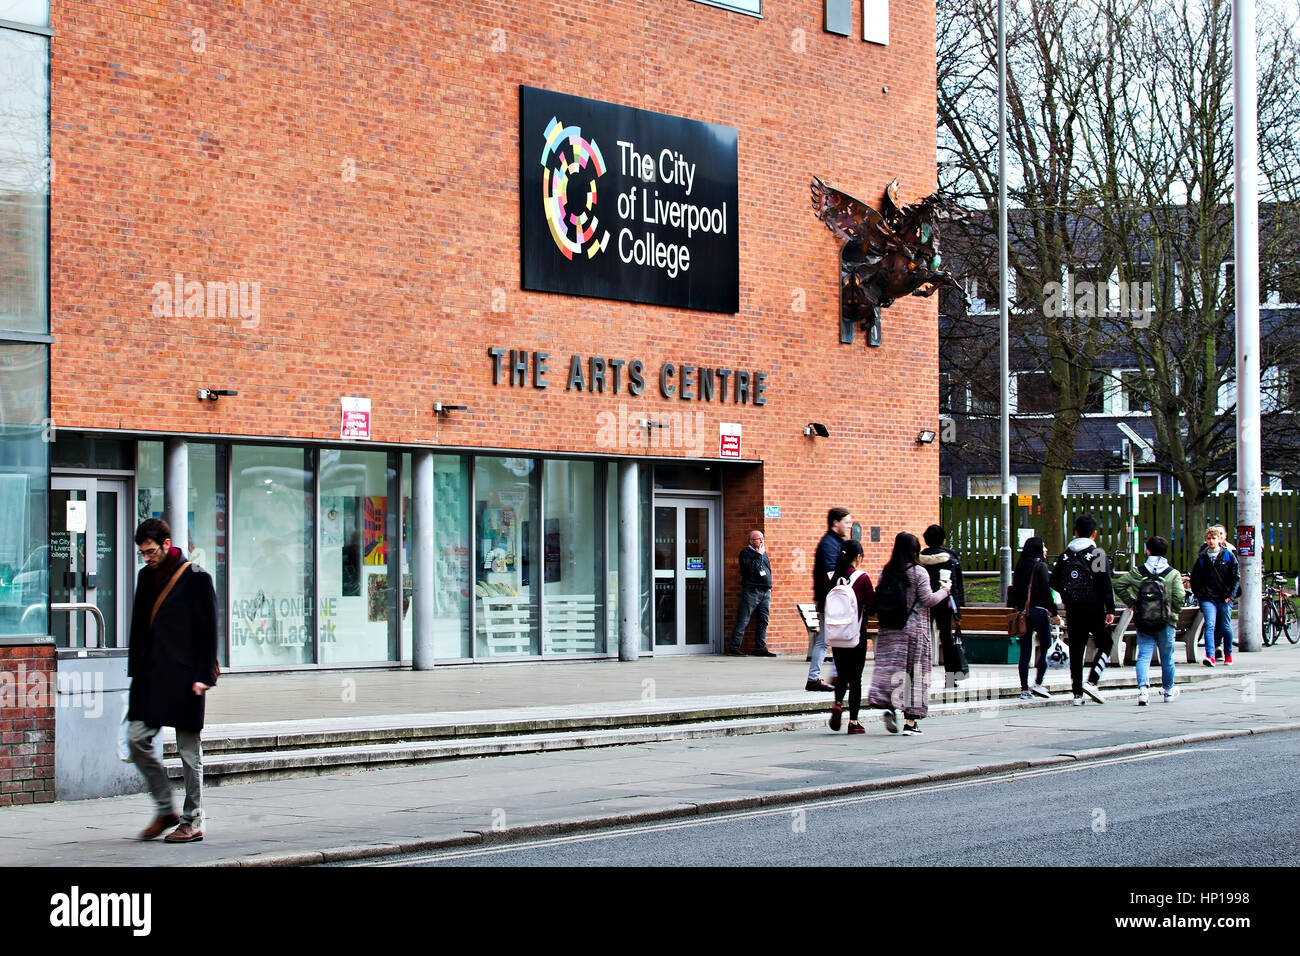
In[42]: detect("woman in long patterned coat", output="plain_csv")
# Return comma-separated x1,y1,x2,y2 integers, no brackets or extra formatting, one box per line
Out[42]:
868,532,949,735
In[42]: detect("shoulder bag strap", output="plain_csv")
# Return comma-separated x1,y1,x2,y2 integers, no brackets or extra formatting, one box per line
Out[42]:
150,561,191,627
1021,565,1035,614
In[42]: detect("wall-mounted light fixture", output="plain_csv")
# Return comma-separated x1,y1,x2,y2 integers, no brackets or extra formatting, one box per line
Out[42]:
804,422,830,438
196,388,238,401
640,419,669,430
916,429,937,444
433,402,468,416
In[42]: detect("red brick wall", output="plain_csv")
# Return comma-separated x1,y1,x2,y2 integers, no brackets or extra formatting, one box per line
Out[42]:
50,0,941,654
0,644,56,806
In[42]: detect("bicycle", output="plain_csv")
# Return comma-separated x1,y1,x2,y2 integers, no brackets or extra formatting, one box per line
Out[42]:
1262,573,1299,646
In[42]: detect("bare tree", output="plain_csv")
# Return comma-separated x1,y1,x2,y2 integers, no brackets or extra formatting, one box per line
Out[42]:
938,0,1125,551
939,0,1300,547
1080,0,1300,534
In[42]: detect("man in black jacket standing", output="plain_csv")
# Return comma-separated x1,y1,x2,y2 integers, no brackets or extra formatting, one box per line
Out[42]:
1050,513,1117,705
726,530,775,656
127,518,218,843
920,524,968,687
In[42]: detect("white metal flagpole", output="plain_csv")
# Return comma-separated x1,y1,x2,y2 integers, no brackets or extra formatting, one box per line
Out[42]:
1233,0,1263,652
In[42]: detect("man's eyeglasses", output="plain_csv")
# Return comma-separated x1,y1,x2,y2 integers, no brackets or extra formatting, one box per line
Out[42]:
138,545,164,559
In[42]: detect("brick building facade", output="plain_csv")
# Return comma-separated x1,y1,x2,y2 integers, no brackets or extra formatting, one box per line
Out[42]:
23,0,943,676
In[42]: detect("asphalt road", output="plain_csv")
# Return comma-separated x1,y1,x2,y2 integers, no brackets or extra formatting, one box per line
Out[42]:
368,730,1300,867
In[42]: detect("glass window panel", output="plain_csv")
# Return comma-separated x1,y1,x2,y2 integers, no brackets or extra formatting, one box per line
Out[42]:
46,484,77,645
683,507,711,645
654,506,676,646
639,468,652,652
606,465,618,648
92,488,118,648
1083,371,1105,414
430,454,470,658
1015,372,1053,414
0,341,47,637
474,456,536,657
136,441,163,526
51,434,131,471
318,447,396,664
1122,370,1151,413
542,460,603,655
229,445,315,666
0,29,49,334
187,443,228,665
0,2,50,27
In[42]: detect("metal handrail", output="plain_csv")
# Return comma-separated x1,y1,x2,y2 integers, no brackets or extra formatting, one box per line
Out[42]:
49,602,107,649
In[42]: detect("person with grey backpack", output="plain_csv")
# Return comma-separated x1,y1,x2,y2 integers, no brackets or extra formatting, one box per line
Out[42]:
1113,536,1186,705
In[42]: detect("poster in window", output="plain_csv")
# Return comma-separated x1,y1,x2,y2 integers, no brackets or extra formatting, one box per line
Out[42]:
544,518,561,583
363,496,386,565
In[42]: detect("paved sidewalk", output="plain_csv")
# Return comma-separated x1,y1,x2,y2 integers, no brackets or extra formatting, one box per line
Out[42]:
2,646,1296,867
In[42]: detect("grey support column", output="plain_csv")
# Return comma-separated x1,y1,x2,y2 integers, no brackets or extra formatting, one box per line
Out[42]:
164,438,189,557
618,460,640,661
411,450,435,670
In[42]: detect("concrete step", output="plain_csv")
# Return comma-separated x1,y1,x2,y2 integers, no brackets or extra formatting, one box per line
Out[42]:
164,666,1233,787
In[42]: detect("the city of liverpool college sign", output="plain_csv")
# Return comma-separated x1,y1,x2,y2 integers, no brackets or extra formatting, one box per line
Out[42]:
520,86,739,314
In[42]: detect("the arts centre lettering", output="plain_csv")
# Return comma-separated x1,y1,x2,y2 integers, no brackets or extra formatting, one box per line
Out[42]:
520,86,739,313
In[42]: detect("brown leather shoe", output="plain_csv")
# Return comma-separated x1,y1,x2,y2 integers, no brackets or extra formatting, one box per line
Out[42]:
164,823,204,843
139,813,180,841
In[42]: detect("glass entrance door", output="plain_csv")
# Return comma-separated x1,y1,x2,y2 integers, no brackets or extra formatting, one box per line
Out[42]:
652,497,720,652
50,477,131,648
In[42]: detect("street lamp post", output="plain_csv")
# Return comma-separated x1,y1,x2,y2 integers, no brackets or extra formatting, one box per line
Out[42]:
997,0,1013,602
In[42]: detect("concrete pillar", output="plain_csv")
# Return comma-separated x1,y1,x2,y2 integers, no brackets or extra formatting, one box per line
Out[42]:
618,460,640,661
411,450,435,669
164,438,188,557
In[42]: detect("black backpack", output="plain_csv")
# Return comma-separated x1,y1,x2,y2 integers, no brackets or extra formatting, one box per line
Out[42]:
1134,568,1169,632
875,570,914,629
1059,547,1099,607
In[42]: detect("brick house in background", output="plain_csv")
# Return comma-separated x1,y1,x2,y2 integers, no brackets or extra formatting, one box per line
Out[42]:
937,206,1300,502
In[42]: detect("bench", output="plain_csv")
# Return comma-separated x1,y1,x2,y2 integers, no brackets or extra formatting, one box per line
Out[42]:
962,604,1206,667
796,602,874,659
950,606,1022,664
1113,605,1204,666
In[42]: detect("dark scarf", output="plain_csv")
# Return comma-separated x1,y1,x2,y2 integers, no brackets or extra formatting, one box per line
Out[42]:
152,545,184,585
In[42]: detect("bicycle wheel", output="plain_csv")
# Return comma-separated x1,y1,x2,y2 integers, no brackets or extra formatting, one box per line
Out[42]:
1285,598,1300,645
1263,600,1280,646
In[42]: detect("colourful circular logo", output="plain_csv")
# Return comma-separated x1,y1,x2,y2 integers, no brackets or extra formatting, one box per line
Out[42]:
539,116,609,260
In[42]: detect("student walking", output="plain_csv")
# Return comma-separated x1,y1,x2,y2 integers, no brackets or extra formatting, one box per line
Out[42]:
868,532,949,735
1190,525,1239,666
1008,536,1057,700
1050,513,1117,705
824,540,875,735
1113,536,1186,705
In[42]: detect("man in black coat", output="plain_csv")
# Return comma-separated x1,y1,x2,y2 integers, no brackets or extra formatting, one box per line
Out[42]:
726,530,775,656
127,518,218,843
920,524,968,686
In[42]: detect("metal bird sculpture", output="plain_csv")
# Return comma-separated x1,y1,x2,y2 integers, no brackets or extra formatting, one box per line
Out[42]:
810,176,962,342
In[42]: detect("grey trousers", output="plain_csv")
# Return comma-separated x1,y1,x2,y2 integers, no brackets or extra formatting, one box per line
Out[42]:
129,720,203,827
